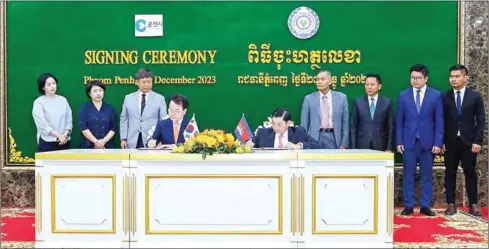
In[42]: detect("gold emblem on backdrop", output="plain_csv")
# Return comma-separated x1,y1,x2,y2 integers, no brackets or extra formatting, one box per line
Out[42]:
8,127,35,163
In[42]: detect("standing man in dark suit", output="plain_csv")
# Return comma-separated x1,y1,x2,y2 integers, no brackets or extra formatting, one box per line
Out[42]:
442,65,485,216
350,73,394,151
396,64,444,216
248,108,320,149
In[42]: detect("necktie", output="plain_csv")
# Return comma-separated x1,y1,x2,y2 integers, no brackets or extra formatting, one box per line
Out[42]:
415,89,421,113
141,93,146,116
370,97,375,119
278,134,284,148
456,90,462,115
173,121,180,144
321,95,329,128
415,89,421,138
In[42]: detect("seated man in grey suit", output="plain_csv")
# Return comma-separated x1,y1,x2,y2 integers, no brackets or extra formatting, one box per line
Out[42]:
120,68,167,149
300,70,349,149
350,73,394,151
247,108,320,149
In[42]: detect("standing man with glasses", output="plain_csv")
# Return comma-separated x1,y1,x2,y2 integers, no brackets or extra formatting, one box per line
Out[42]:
148,94,190,149
396,64,444,216
120,68,167,149
442,65,485,216
350,73,394,152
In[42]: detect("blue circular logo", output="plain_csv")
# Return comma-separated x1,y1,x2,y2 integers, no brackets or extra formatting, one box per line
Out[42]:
135,19,146,32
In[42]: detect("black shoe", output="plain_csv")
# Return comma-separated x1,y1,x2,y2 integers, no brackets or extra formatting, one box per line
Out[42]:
420,207,436,216
444,204,457,216
401,207,414,215
469,204,482,216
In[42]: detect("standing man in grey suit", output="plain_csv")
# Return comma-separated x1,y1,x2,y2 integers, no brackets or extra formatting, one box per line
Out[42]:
120,68,167,149
350,73,394,151
301,70,349,149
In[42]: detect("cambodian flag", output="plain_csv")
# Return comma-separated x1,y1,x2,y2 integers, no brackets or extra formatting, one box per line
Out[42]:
183,114,200,141
234,114,254,142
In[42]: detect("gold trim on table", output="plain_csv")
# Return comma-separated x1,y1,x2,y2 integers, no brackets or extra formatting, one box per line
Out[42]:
145,174,283,234
35,173,42,233
312,174,378,234
51,174,117,234
36,152,129,161
297,153,393,161
387,173,393,236
131,152,296,161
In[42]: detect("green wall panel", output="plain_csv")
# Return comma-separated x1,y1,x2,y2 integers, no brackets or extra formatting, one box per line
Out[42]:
5,1,458,165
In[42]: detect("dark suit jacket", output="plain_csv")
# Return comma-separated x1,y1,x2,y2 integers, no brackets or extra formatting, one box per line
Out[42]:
395,86,444,150
151,118,189,145
442,87,485,147
350,95,394,151
251,126,320,149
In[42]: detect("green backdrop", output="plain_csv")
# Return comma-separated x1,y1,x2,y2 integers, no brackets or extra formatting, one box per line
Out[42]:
5,1,458,165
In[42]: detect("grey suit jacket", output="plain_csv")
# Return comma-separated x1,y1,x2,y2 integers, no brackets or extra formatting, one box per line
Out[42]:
120,91,167,149
300,90,349,148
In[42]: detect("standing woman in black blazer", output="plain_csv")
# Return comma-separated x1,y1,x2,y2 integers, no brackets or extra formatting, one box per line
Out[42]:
442,64,486,216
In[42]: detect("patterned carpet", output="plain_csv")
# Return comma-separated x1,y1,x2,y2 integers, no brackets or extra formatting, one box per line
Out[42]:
0,207,487,248
394,208,488,248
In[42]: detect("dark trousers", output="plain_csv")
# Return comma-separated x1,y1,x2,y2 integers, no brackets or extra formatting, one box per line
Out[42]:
444,138,478,205
402,139,434,208
136,133,144,149
38,137,70,152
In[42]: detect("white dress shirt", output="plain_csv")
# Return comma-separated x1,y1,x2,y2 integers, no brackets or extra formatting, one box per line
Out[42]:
319,90,333,128
412,85,427,107
454,87,466,136
368,94,378,106
138,90,151,115
454,87,466,106
274,131,289,149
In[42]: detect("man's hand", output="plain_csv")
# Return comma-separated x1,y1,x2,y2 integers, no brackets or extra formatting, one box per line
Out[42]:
246,140,255,148
340,146,346,149
147,139,157,148
160,144,174,149
432,146,441,154
397,145,404,154
121,140,128,149
472,144,481,153
385,150,392,153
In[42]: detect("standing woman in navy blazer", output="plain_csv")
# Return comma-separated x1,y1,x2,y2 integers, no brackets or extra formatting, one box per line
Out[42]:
78,80,117,149
147,94,190,148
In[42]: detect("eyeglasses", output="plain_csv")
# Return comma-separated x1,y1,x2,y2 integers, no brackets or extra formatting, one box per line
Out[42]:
411,76,424,82
168,109,183,113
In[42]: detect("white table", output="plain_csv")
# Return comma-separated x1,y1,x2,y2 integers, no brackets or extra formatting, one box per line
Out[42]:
35,149,394,248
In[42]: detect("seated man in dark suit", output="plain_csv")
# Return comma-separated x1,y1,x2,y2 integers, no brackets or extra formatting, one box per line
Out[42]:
147,94,190,148
248,108,320,149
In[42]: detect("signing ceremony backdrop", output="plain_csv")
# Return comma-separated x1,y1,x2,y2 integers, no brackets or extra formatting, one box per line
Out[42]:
3,1,459,166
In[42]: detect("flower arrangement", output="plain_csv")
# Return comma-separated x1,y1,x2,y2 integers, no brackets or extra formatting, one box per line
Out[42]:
254,116,296,135
172,129,252,159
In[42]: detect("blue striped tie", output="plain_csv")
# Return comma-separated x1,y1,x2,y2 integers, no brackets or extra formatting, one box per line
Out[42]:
415,90,421,113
